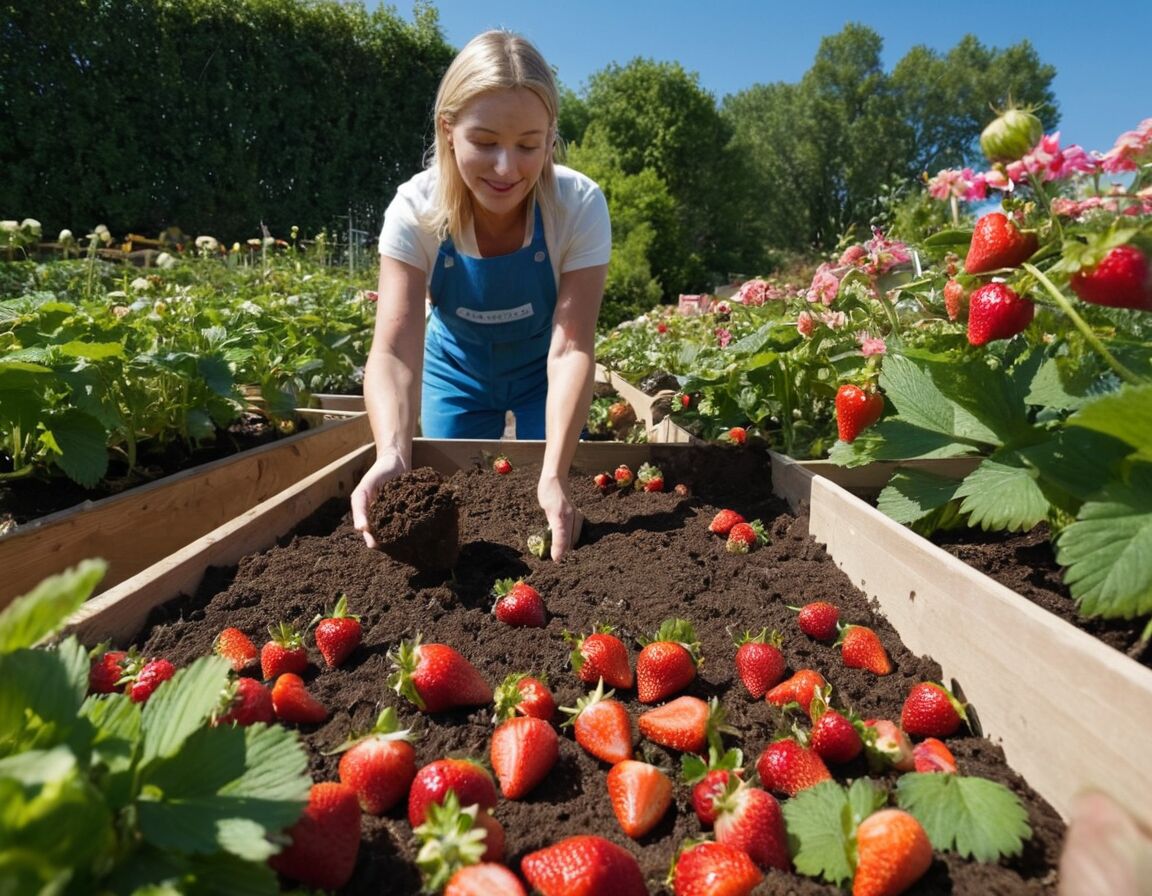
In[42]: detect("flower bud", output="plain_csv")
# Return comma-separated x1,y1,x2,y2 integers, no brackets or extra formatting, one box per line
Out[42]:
980,106,1043,164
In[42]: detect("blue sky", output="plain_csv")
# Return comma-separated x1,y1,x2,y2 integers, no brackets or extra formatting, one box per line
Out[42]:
382,0,1151,162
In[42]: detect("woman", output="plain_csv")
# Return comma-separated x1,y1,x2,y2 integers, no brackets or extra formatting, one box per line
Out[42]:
350,30,611,561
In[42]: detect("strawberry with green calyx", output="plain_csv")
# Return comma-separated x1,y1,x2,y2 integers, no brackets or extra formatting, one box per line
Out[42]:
712,778,791,871
1069,243,1152,310
407,758,499,828
490,714,558,799
721,426,747,446
900,681,968,738
943,278,968,322
260,620,308,681
806,690,865,766
708,508,745,536
979,104,1044,163
593,471,614,492
765,668,827,714
526,527,551,559
492,454,512,475
756,736,832,797
493,671,556,722
268,781,361,891
912,738,958,774
270,672,328,724
387,636,492,713
839,624,892,675
491,577,546,628
613,463,635,489
213,626,258,672
967,281,1035,345
122,655,176,703
521,834,648,896
413,791,498,893
328,706,418,815
636,617,702,703
310,594,361,669
638,695,732,755
607,758,674,839
214,675,275,727
446,862,527,896
682,744,745,827
637,461,665,492
566,624,633,689
733,628,786,698
724,520,767,554
788,600,840,642
964,211,1038,274
88,646,128,695
862,719,915,772
559,677,634,765
671,839,763,896
835,383,884,444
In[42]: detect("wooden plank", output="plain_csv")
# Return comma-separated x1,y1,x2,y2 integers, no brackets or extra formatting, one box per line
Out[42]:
2,413,371,608
310,393,366,413
803,471,1152,828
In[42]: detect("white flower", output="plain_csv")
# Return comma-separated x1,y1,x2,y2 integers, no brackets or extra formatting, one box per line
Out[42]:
0,221,18,233
20,219,41,236
58,229,74,243
195,235,219,252
130,277,151,291
156,252,176,269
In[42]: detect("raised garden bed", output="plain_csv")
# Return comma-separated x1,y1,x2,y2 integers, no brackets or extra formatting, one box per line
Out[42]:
55,439,1152,892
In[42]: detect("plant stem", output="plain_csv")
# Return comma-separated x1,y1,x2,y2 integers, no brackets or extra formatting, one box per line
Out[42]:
1023,263,1147,387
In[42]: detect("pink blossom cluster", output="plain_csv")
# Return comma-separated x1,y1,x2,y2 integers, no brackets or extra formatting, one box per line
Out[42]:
806,263,840,305
999,132,1099,187
715,326,733,348
1051,187,1152,220
733,277,790,306
795,308,848,337
926,167,989,203
1100,118,1152,174
804,229,912,306
856,331,887,356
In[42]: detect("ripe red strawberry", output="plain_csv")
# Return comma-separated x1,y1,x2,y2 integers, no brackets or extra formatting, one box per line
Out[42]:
387,638,492,713
688,767,739,827
840,624,892,675
809,705,864,765
1070,244,1152,310
560,678,634,765
613,464,635,489
636,618,700,703
963,211,1038,274
722,426,747,445
637,462,665,492
412,791,500,890
863,719,915,772
88,649,127,694
734,628,786,698
311,594,361,668
215,676,275,726
492,578,546,628
126,657,175,703
268,781,361,891
913,737,959,774
214,627,258,672
835,384,884,443
672,840,763,896
724,520,764,554
473,808,505,863
270,672,328,724
637,695,719,754
493,672,556,722
851,808,933,896
708,508,745,535
606,759,673,839
943,278,968,321
792,600,840,642
967,281,1034,346
900,681,968,738
490,715,559,800
567,626,633,689
521,834,647,896
755,737,832,797
492,455,512,475
713,781,791,871
765,668,827,713
335,706,417,815
592,471,614,492
407,758,498,828
445,862,528,896
260,621,308,680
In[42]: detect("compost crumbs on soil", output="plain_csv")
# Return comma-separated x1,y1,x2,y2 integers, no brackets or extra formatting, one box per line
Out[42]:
136,446,1064,894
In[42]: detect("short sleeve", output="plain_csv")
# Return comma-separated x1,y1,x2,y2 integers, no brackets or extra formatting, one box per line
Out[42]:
377,171,438,275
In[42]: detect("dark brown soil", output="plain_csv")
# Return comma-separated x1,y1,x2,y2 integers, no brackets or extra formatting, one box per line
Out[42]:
131,446,1063,894
368,467,461,571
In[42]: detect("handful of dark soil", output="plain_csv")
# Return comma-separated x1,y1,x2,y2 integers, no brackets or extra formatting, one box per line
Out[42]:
367,466,460,571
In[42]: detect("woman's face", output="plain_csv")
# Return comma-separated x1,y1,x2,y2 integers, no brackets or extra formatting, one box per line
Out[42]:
446,87,551,224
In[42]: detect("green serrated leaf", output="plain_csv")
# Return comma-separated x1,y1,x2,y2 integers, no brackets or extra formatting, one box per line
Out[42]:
877,469,964,526
1024,355,1095,412
57,340,126,361
0,559,107,652
879,354,1001,447
1056,464,1152,619
896,773,1030,862
955,452,1050,532
42,408,109,488
1019,426,1131,505
782,780,854,886
139,656,232,768
0,639,90,756
1067,384,1152,461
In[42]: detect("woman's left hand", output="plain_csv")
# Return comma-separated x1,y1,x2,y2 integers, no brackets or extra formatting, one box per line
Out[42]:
537,475,583,561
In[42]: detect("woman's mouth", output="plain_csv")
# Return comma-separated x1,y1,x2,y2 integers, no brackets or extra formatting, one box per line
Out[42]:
483,178,519,194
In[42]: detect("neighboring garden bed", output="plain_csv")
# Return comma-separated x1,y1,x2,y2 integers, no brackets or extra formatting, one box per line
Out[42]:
125,446,1063,894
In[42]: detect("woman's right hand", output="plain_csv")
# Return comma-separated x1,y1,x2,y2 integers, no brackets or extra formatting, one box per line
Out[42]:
350,452,408,549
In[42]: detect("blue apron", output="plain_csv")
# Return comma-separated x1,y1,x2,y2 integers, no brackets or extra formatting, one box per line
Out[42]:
422,203,557,439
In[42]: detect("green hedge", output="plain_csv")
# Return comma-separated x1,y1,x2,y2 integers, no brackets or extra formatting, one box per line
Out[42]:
0,0,454,241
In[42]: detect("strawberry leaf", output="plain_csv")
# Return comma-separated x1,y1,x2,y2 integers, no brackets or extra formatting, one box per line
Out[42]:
139,656,234,767
1056,463,1152,619
896,772,1030,862
1066,384,1152,464
782,779,884,885
879,353,1002,448
877,469,964,526
0,559,107,653
954,451,1051,532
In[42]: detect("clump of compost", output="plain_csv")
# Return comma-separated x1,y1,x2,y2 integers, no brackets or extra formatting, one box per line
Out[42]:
368,466,460,571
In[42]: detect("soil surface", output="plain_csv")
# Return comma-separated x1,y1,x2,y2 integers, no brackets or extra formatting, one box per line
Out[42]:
131,445,1064,894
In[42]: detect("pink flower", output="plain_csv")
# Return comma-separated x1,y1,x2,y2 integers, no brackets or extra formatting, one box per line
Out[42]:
862,229,911,276
856,331,887,357
984,167,1016,193
1101,118,1152,174
715,327,732,348
677,293,711,315
819,310,847,330
1007,132,1100,184
735,278,770,306
839,245,868,266
926,167,987,202
796,310,815,337
807,263,841,306
712,300,731,316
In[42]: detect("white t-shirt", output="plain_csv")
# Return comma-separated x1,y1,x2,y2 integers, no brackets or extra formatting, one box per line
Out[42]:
377,164,611,286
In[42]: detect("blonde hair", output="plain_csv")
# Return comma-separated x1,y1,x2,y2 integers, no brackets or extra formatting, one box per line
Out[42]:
425,30,562,242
